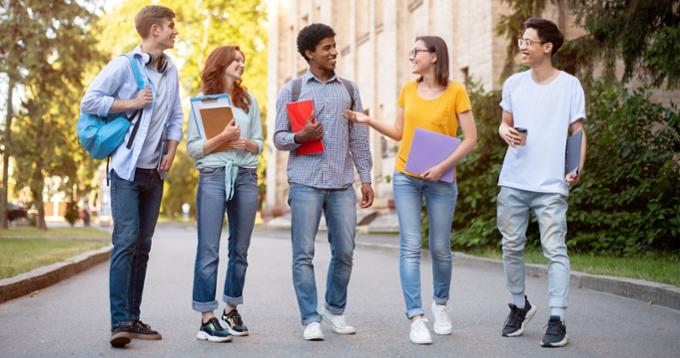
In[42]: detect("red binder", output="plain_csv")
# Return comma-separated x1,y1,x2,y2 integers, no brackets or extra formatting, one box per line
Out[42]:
286,99,324,155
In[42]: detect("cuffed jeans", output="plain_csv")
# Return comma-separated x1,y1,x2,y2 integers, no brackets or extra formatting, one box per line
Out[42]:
497,186,570,309
109,169,163,330
192,167,258,312
288,183,357,325
393,172,458,319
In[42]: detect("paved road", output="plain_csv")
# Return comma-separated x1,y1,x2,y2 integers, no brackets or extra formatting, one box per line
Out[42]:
1,224,679,357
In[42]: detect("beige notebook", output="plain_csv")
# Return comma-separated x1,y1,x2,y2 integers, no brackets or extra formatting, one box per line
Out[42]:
199,106,234,152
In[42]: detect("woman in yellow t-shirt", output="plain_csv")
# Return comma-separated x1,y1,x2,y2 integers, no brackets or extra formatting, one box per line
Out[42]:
344,36,477,344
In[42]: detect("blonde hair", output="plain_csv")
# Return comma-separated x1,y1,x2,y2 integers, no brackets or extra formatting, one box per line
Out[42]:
135,5,175,39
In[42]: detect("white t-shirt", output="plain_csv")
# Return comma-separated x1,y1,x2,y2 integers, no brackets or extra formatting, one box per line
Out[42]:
137,67,168,169
498,70,586,196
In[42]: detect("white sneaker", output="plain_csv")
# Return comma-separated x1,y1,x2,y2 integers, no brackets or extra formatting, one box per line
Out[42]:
303,322,324,341
321,309,357,334
409,318,433,344
431,302,453,335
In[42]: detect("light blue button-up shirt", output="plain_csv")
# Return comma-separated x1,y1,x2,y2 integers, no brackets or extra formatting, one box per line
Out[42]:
80,45,184,181
274,70,372,189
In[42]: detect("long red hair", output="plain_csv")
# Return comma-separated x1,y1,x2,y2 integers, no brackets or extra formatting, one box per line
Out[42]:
200,46,250,112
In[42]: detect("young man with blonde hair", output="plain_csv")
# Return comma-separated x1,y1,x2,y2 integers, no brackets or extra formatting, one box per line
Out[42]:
81,5,184,348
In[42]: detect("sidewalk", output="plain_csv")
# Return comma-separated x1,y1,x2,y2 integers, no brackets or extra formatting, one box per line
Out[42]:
262,216,680,311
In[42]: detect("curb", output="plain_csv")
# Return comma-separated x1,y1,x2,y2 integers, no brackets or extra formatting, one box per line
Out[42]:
354,240,680,311
0,245,112,304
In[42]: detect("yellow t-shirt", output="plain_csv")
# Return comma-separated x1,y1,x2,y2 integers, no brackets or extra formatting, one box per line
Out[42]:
395,80,472,176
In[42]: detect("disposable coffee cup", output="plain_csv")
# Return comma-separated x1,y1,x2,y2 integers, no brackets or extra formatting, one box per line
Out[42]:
514,127,527,146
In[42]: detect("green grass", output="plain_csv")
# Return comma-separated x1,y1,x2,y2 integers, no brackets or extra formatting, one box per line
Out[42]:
465,247,680,287
0,226,109,240
0,227,109,279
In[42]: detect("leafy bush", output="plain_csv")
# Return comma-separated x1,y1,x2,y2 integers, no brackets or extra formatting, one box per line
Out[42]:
64,200,79,227
449,80,680,256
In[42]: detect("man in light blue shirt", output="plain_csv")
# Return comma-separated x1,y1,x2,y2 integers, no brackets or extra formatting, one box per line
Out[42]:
80,5,183,348
274,23,374,341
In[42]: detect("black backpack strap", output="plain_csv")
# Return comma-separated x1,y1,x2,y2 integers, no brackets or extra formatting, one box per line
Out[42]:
106,156,111,186
125,109,143,149
291,77,302,102
338,77,355,110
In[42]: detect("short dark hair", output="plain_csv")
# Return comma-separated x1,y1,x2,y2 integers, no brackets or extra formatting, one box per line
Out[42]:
523,17,564,55
415,36,450,87
297,23,336,63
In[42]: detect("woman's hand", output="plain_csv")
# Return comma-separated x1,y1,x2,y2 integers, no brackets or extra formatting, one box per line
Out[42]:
343,109,371,124
421,164,447,182
220,119,241,143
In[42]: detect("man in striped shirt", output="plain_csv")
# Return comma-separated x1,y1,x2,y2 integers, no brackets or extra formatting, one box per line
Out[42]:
274,23,374,341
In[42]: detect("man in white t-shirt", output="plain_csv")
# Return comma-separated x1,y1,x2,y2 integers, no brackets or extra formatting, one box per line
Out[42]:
496,18,587,348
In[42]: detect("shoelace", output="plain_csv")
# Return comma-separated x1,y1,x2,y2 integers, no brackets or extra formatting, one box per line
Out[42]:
505,306,523,328
413,318,429,330
544,320,565,336
226,311,244,326
133,319,151,330
206,317,225,331
433,305,449,315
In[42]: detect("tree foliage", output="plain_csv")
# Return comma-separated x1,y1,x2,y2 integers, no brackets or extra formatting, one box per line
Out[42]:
94,0,268,217
497,0,680,88
3,0,102,229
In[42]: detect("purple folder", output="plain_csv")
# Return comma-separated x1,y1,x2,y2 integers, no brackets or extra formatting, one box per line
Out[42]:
405,128,461,183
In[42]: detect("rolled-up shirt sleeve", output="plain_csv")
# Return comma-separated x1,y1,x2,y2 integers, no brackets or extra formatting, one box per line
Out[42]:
273,83,301,151
80,57,128,117
347,85,372,184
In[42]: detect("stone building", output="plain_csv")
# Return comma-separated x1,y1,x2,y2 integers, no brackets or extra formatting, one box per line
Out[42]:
265,0,589,214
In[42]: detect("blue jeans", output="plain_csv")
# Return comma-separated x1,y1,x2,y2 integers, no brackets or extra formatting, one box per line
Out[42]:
192,167,258,312
288,183,357,325
497,186,570,308
109,169,163,330
393,172,458,319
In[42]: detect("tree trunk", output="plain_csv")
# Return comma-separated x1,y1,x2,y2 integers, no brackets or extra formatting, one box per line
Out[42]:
31,170,47,230
1,77,15,229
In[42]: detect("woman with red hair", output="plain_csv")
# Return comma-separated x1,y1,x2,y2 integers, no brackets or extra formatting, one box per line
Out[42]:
187,45,263,342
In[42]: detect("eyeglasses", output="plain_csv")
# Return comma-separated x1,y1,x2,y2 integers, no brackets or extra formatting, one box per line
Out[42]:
409,47,433,58
517,38,546,48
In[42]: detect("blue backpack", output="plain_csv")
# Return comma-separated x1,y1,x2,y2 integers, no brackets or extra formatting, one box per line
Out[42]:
77,55,146,160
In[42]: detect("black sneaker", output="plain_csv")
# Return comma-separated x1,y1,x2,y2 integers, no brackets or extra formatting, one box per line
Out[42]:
541,316,569,347
110,326,131,348
197,317,232,343
222,309,249,336
129,319,162,340
501,296,537,337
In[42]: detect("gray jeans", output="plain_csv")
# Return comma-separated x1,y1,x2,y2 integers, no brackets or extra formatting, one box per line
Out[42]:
497,186,570,308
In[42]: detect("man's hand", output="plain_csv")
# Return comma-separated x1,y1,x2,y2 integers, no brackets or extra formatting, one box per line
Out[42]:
294,111,324,143
499,124,522,147
132,87,153,110
565,171,581,187
421,164,447,182
220,119,241,143
359,183,374,208
158,145,176,172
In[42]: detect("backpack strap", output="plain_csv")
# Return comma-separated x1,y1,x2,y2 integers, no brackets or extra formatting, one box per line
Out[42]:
292,76,355,110
291,77,302,103
337,77,355,110
126,55,146,90
123,54,146,149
